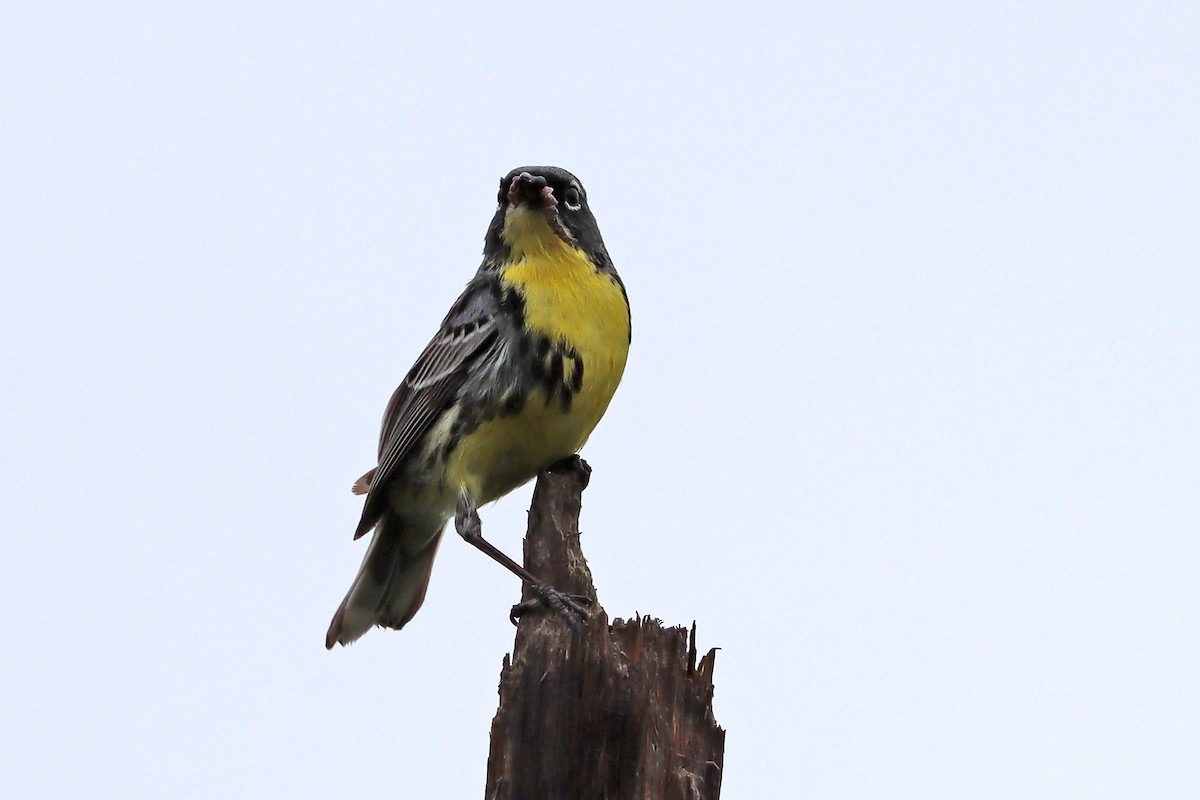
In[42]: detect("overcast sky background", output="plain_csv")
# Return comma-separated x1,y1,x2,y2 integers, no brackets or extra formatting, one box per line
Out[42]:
3,4,1198,797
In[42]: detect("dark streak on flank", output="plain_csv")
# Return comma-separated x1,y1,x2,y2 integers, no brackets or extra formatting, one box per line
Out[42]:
503,392,525,416
570,354,584,393
436,330,588,461
544,353,564,397
500,285,525,320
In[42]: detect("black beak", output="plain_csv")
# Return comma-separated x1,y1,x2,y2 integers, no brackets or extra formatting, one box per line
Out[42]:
507,172,553,208
501,170,576,245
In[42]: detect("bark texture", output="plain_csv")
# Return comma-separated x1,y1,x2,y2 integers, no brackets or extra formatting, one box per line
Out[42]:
485,457,724,800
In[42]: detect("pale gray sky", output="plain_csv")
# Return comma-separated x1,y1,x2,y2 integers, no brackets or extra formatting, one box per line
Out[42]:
3,3,1198,797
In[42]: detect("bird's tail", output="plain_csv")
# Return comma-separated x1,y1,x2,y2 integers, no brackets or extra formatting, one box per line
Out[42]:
325,515,445,649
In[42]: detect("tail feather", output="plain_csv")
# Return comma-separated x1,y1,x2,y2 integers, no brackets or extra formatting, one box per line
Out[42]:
325,516,445,649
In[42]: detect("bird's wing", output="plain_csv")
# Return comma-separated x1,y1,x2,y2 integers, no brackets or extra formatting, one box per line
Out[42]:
353,276,507,539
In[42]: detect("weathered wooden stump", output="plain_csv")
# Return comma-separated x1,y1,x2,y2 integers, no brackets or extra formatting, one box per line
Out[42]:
485,457,724,799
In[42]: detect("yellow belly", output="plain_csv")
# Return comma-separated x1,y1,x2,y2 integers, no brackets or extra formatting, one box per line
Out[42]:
446,390,596,501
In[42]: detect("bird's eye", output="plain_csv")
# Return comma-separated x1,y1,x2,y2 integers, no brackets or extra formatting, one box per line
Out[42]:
563,186,582,211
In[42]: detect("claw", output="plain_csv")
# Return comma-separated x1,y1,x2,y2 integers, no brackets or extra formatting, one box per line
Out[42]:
510,584,593,628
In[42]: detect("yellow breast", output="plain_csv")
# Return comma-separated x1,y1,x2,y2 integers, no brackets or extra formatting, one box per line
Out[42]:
503,243,631,419
447,221,630,502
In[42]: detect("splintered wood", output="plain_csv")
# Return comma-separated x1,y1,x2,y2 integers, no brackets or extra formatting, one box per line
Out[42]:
485,457,724,800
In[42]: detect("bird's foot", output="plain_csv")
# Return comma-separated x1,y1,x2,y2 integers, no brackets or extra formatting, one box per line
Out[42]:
509,584,593,629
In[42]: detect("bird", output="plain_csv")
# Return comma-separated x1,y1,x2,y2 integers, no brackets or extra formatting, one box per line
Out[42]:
326,166,631,649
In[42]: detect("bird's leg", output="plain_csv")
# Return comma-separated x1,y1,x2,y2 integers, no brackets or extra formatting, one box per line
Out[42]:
454,493,591,628
453,494,539,584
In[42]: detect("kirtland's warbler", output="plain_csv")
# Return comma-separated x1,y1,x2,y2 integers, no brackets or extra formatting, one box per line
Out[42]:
326,166,630,648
